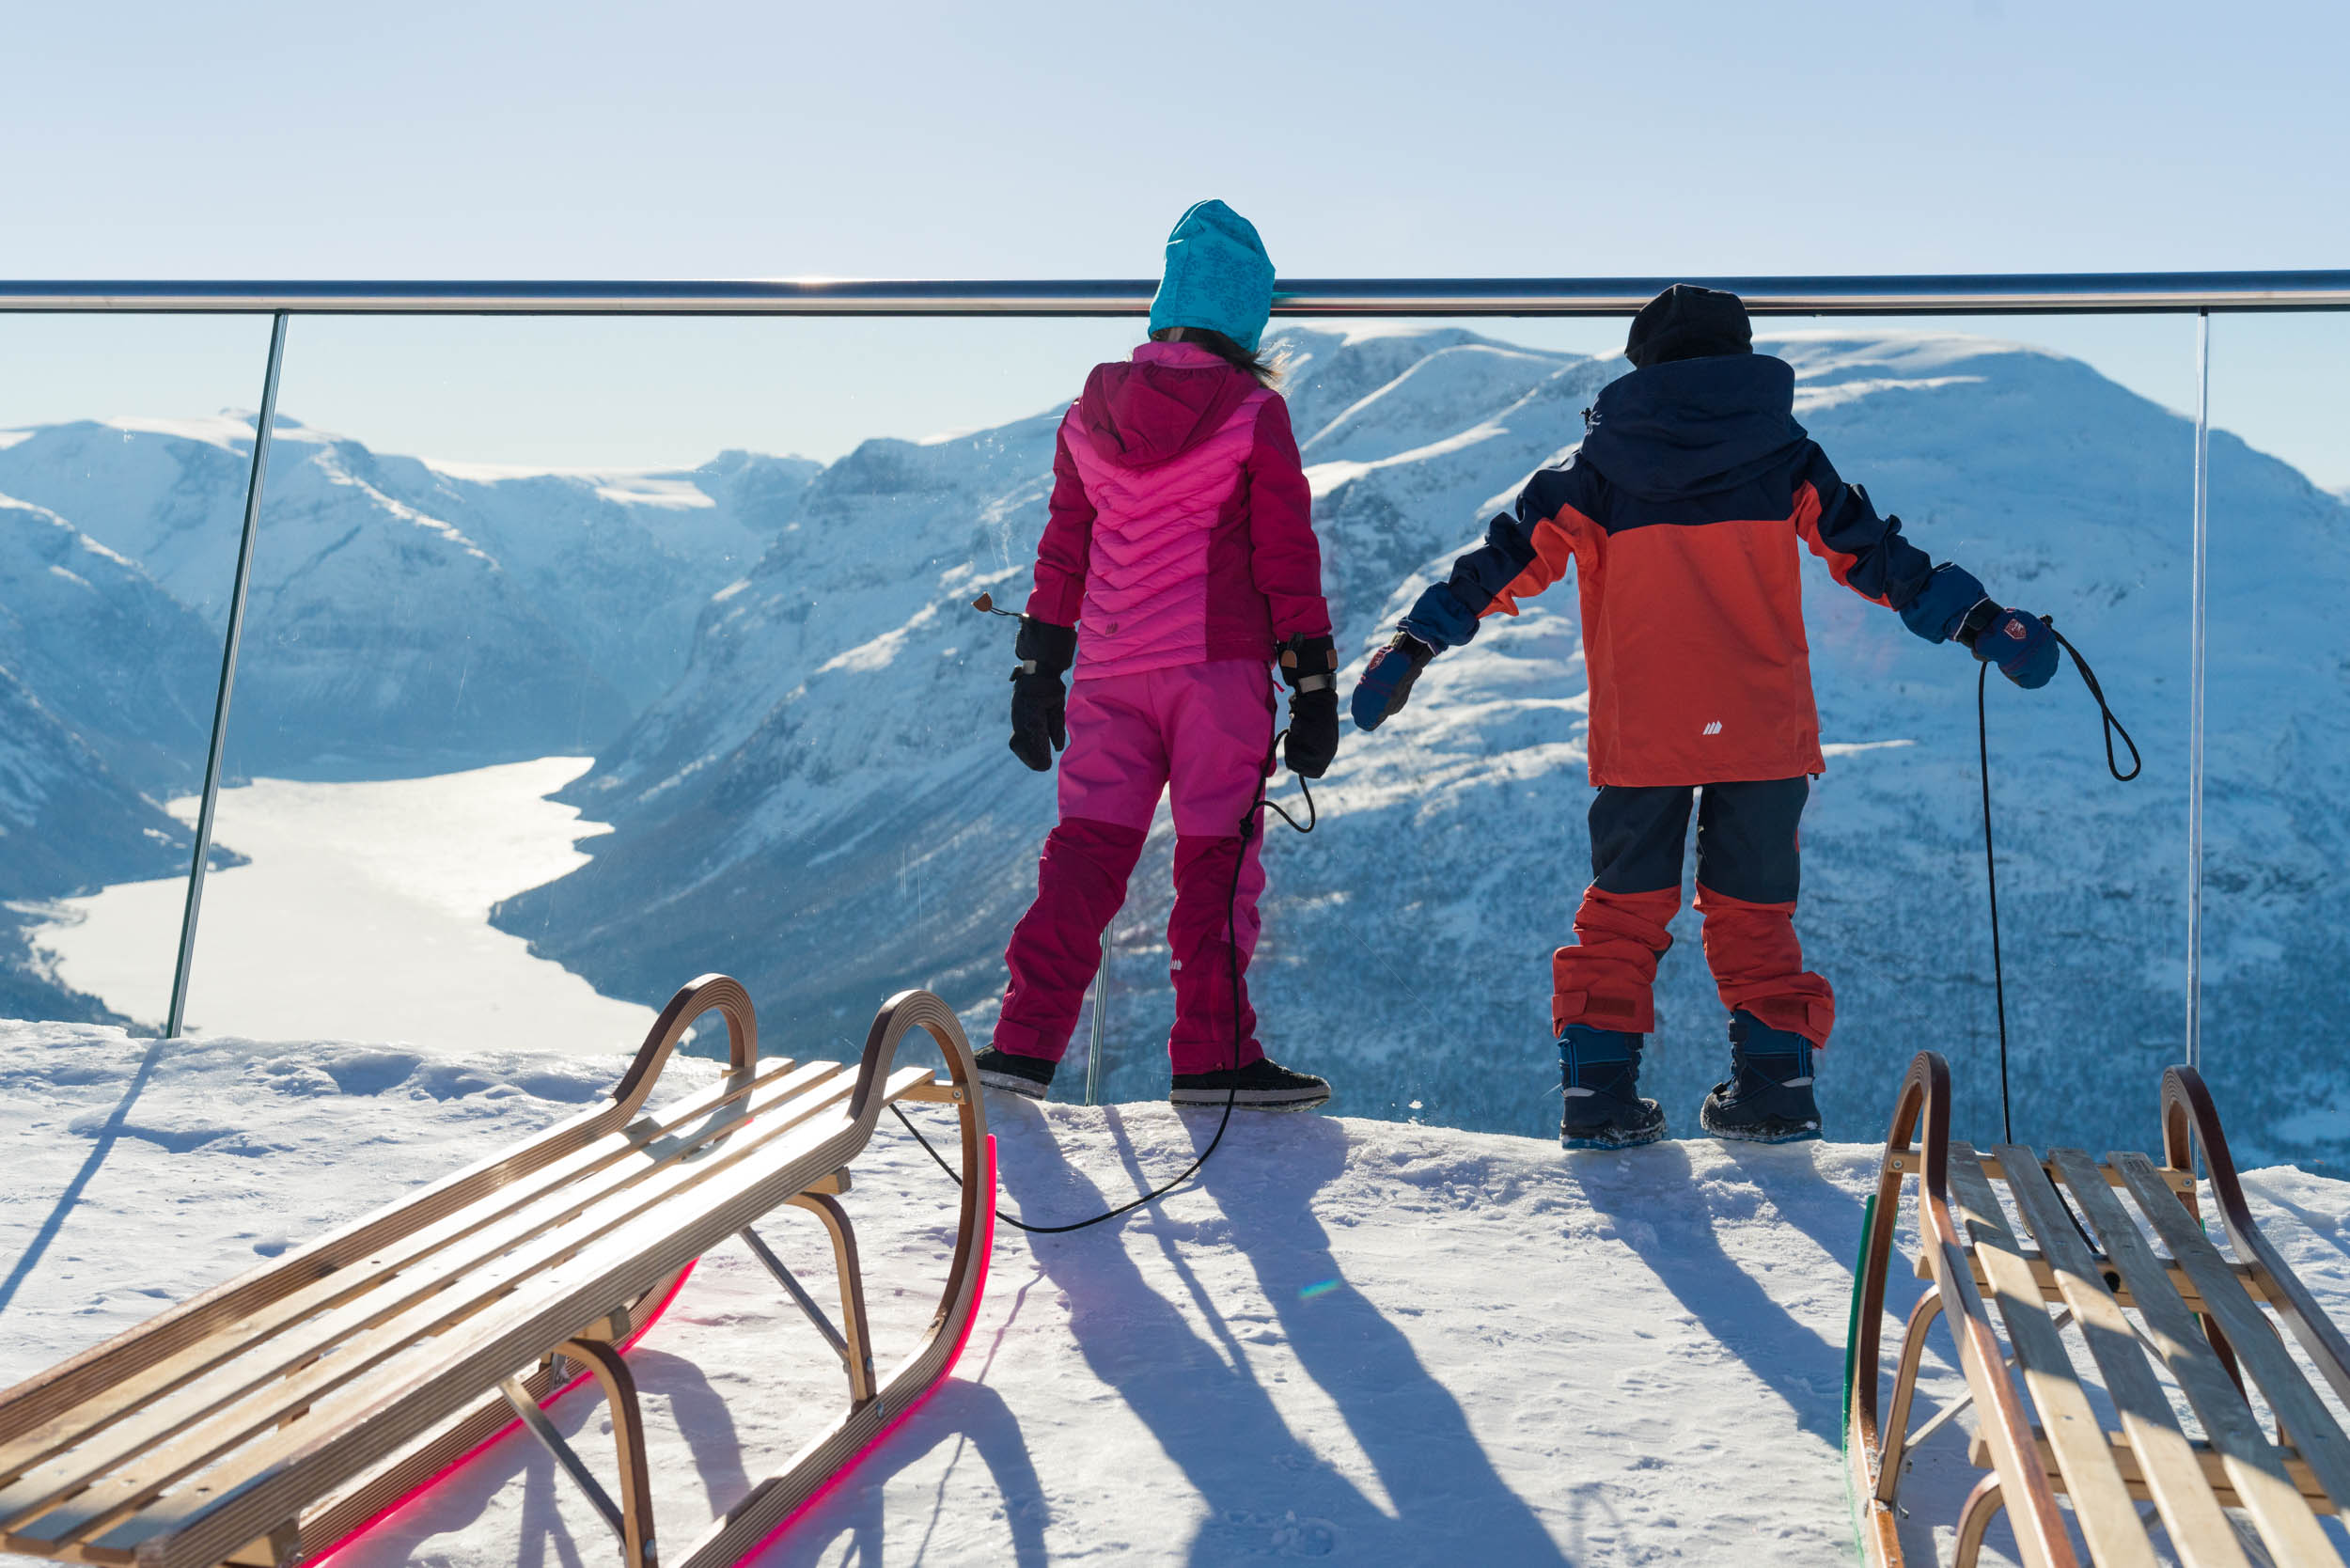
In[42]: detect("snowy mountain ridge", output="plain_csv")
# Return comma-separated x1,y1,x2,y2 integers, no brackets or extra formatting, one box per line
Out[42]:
0,416,822,773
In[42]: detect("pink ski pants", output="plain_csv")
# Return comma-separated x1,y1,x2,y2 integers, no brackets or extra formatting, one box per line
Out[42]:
994,659,1275,1074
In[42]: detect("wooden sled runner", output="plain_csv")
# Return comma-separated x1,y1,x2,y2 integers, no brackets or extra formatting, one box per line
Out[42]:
1848,1050,2350,1566
0,978,995,1568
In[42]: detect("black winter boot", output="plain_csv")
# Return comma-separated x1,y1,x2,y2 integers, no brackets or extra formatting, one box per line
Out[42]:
1170,1057,1330,1111
1700,1011,1822,1143
974,1046,1057,1101
1558,1025,1666,1150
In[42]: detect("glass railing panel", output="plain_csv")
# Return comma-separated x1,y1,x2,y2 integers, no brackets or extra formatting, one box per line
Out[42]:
1246,311,2205,1153
172,316,1139,1063
0,314,272,1030
2201,310,2350,1176
46,305,2309,1171
1756,313,2197,1159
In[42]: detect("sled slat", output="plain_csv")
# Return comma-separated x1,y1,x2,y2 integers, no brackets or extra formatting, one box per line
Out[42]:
0,1057,813,1496
2113,1152,2350,1512
2052,1149,2340,1563
1996,1144,2247,1568
9,1064,909,1555
1948,1147,2154,1568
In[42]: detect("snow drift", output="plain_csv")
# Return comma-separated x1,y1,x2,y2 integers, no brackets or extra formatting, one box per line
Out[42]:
9,1020,2347,1565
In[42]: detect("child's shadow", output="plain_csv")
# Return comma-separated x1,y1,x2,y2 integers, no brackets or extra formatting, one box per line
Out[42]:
1570,1140,1851,1448
1002,1100,1570,1567
1197,1112,1569,1566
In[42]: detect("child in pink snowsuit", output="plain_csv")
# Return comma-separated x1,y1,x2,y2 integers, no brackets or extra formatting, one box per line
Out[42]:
976,201,1340,1110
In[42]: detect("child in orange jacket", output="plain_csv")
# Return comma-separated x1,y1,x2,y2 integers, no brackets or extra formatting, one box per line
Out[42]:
1351,286,2057,1148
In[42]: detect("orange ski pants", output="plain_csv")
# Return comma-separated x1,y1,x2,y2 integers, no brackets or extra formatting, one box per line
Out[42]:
1551,778,1836,1046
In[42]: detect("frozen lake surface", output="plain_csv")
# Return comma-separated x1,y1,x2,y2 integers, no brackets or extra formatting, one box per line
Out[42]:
34,757,654,1056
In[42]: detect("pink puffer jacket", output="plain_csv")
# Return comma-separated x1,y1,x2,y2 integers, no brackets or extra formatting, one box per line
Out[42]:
1026,339,1331,678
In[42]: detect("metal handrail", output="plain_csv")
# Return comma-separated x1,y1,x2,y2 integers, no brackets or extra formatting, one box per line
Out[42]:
3,270,2348,316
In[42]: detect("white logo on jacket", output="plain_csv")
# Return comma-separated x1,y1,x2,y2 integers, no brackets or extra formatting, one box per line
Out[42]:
1702,721,1724,736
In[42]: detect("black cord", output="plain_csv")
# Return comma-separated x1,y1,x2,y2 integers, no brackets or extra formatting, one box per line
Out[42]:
1975,621,2139,1147
892,728,1316,1235
1978,660,2013,1146
2047,624,2141,783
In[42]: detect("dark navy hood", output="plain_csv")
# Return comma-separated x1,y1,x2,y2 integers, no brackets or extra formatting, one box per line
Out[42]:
1578,354,1808,502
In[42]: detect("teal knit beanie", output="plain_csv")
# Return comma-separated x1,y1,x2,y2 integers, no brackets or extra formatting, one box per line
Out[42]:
1148,200,1276,353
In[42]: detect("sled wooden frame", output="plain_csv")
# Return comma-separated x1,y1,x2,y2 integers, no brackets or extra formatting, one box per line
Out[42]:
1847,1050,2350,1567
0,977,994,1568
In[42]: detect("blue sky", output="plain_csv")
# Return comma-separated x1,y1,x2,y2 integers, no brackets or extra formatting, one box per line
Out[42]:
1,0,2344,484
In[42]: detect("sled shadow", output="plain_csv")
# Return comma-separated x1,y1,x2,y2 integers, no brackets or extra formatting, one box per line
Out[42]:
337,1345,1042,1566
0,1033,171,1317
1569,1140,1849,1448
2253,1187,2350,1265
747,1377,1049,1567
998,1102,1569,1567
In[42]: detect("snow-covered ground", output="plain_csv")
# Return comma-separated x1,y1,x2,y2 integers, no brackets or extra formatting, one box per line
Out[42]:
6,1022,2350,1565
31,758,655,1049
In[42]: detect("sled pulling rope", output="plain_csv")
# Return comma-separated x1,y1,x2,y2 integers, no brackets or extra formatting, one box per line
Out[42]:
1977,622,2141,1143
0,978,995,1568
1847,1052,2350,1566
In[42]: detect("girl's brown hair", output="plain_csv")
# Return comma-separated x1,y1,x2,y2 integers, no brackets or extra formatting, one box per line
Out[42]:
1149,325,1284,389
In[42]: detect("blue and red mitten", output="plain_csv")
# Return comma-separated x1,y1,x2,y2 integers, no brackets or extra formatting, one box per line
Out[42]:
1961,602,2058,690
1350,630,1435,732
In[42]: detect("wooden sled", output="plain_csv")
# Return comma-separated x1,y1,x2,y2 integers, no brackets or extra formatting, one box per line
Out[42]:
0,978,995,1568
1847,1050,2350,1566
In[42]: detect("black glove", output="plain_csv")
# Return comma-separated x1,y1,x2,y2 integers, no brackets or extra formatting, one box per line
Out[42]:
1278,634,1340,778
1008,617,1077,772
1350,628,1434,731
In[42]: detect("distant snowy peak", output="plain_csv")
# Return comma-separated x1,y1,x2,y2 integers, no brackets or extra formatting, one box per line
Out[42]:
0,418,825,772
1295,339,1584,467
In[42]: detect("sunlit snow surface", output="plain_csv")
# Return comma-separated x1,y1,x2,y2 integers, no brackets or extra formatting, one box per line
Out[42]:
32,758,654,1053
4,1023,2349,1566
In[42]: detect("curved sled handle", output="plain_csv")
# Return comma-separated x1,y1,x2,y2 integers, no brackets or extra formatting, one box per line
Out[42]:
2161,1064,2350,1407
1855,1052,2076,1568
849,991,991,1339
1853,1052,1952,1455
849,989,980,1124
610,974,760,1120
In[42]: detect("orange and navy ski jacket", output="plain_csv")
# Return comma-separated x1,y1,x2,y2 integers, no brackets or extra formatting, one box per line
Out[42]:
1401,353,1938,787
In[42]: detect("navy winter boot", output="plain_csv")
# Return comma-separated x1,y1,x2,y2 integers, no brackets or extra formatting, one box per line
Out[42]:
1699,1011,1822,1143
1558,1025,1667,1151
